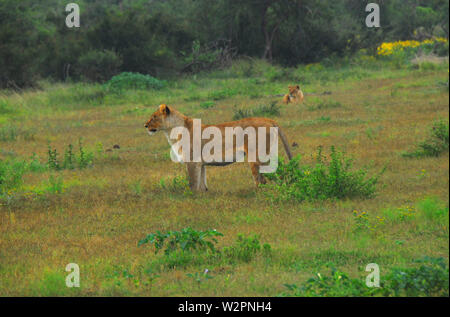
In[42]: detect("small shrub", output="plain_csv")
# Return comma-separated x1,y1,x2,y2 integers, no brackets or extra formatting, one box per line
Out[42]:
281,267,377,297
28,153,47,173
105,72,167,93
352,210,385,232
352,210,371,231
77,138,94,169
47,145,60,170
63,144,75,170
138,227,223,255
264,146,384,202
159,175,191,195
382,205,416,223
223,234,271,263
403,119,449,157
47,139,93,171
46,174,64,194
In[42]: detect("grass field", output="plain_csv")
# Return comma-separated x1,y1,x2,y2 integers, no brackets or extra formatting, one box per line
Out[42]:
0,58,448,296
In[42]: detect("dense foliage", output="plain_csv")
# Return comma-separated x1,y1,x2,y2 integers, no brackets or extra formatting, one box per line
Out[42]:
1,0,448,88
280,257,449,297
264,146,385,202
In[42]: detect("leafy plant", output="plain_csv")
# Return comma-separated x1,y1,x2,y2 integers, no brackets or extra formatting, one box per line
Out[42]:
186,269,214,286
138,227,223,255
159,175,192,195
403,119,449,158
46,174,64,194
47,139,93,171
63,144,75,170
264,146,384,202
47,144,60,170
280,257,449,297
385,257,449,297
281,267,378,297
77,138,93,169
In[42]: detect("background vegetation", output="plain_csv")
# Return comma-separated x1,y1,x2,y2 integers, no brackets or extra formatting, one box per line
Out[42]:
1,0,449,88
0,0,448,297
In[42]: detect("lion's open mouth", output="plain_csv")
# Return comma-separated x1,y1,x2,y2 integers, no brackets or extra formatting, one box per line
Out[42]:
149,129,157,133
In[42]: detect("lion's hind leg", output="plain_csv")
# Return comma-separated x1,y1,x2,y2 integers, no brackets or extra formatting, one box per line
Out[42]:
249,162,267,186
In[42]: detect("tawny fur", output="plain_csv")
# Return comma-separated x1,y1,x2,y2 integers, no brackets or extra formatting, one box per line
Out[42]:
145,104,292,192
283,85,304,104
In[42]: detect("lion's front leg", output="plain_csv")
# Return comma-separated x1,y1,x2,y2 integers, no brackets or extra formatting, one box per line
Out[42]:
186,163,207,192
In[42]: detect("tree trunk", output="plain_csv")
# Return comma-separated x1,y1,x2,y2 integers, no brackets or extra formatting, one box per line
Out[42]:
261,0,281,62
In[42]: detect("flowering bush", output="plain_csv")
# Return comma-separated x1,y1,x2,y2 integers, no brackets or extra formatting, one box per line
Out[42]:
377,38,448,57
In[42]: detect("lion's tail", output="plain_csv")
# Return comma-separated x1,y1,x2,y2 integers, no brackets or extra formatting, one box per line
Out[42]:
274,124,292,160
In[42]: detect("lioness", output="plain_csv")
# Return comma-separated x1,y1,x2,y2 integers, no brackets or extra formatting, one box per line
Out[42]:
283,85,304,104
145,104,292,192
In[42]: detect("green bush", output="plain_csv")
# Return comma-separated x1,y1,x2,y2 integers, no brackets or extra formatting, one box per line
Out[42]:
105,72,167,93
76,50,122,82
403,119,449,157
385,257,449,297
264,146,384,202
138,228,223,255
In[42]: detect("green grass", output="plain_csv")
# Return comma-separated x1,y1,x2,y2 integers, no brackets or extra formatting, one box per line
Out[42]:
0,56,448,296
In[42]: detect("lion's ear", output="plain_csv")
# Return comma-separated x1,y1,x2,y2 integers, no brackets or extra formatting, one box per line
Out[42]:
296,85,300,89
159,104,171,115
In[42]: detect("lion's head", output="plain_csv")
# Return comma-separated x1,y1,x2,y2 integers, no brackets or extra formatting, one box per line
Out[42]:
288,85,300,96
144,104,171,135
